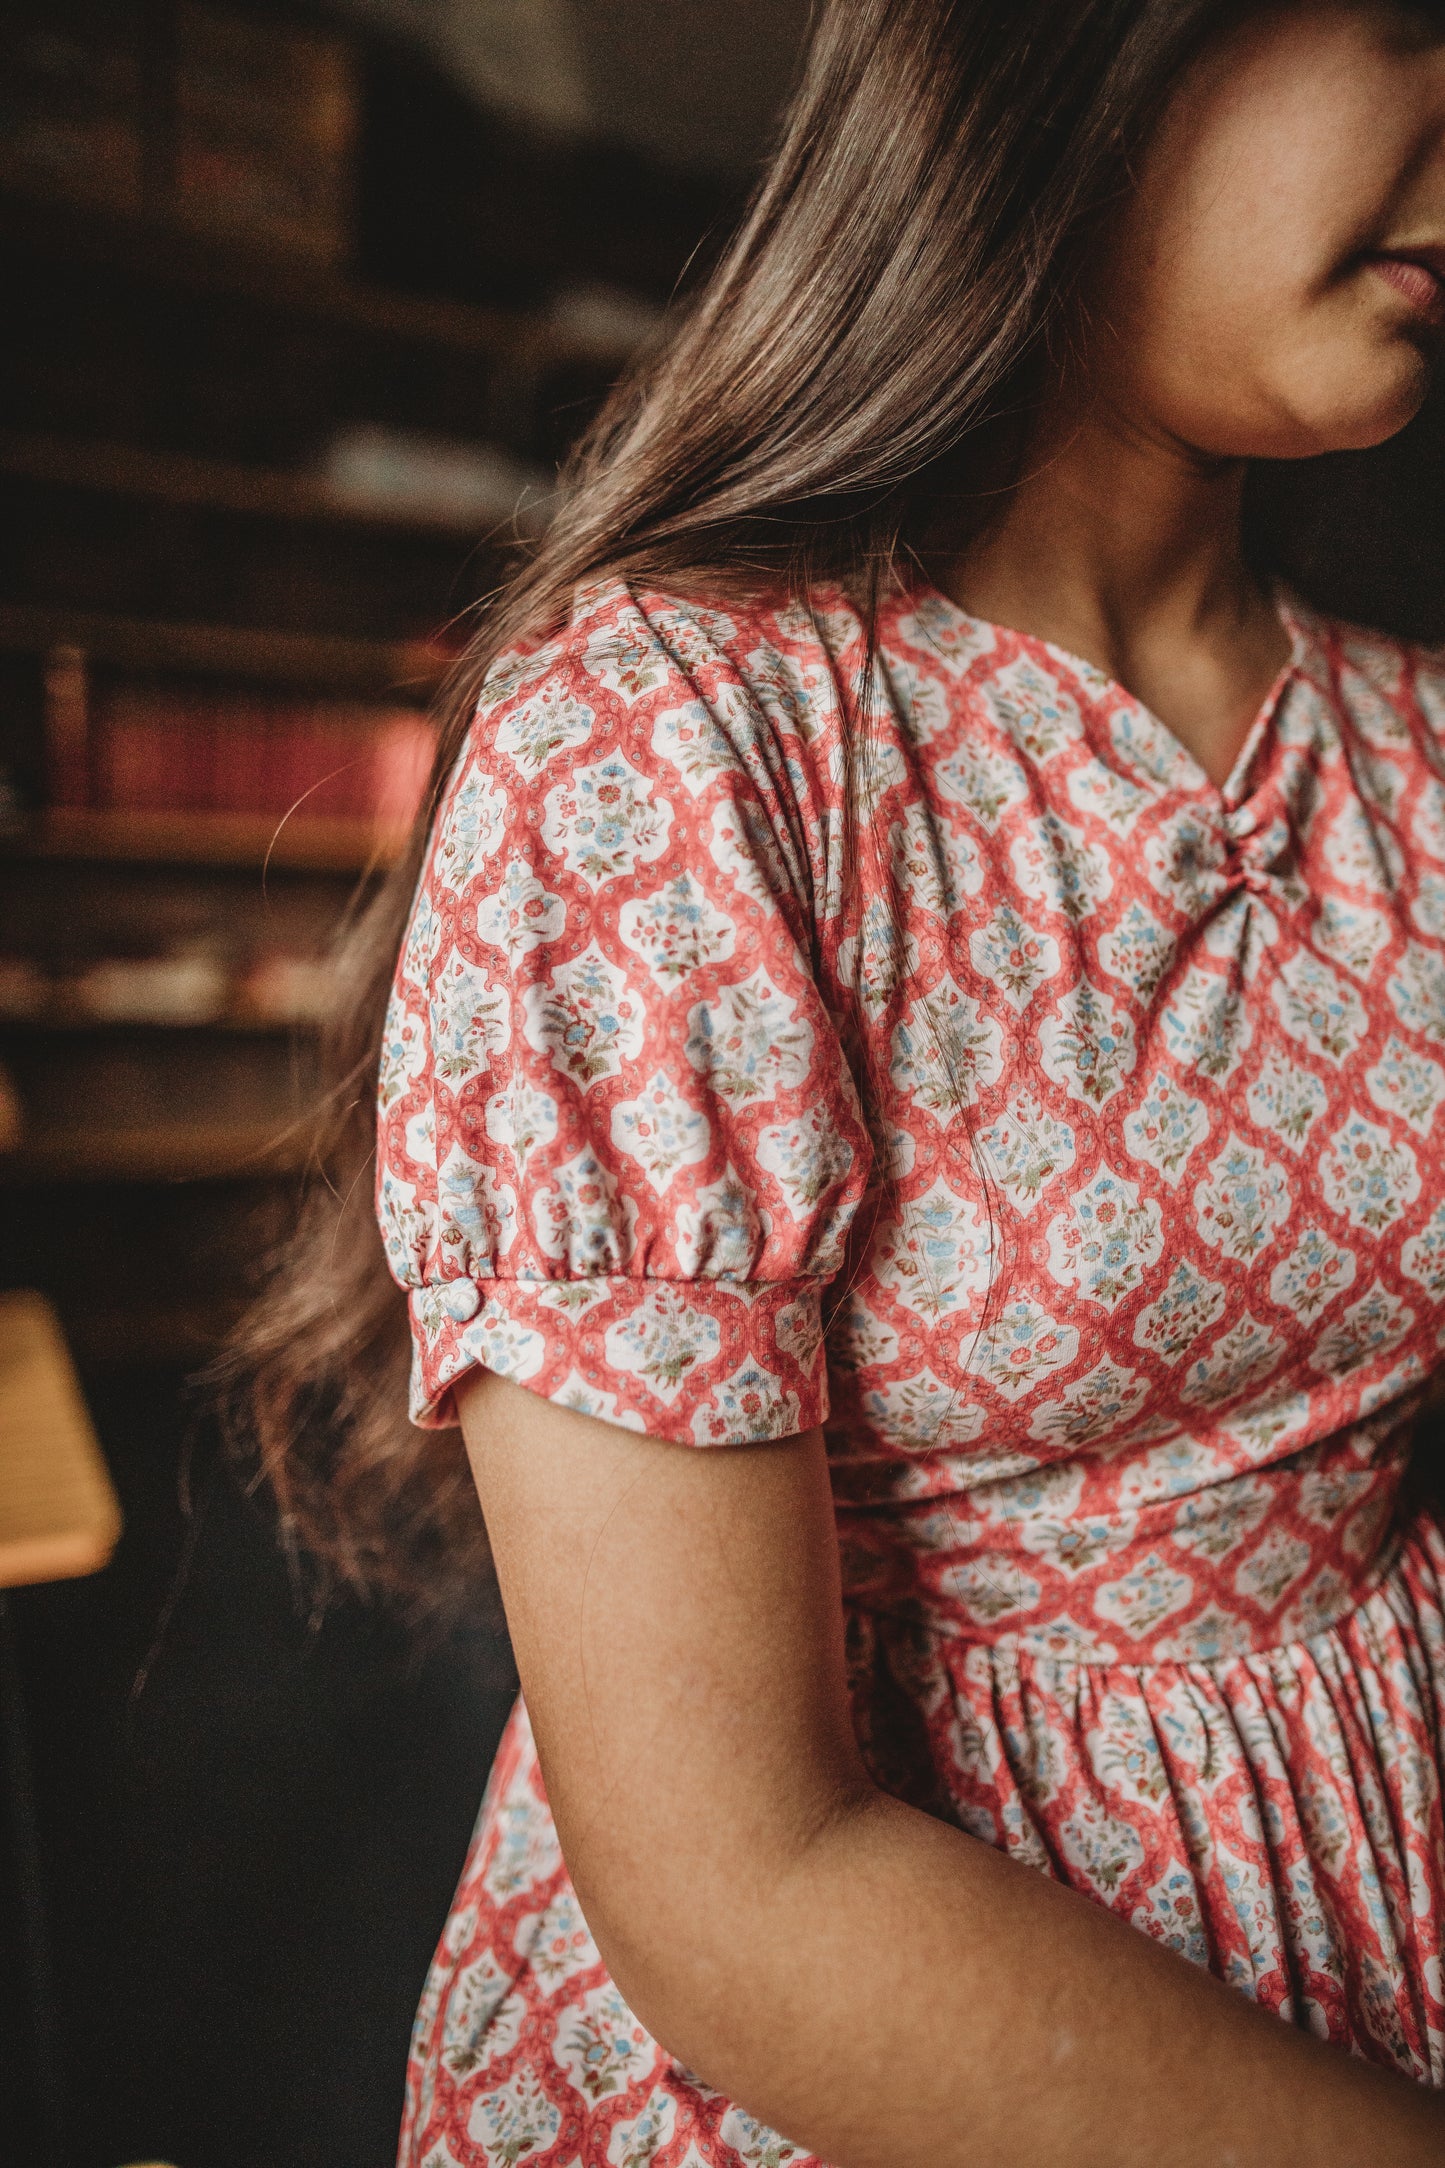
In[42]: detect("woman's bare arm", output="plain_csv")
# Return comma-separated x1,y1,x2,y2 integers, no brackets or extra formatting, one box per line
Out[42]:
459,1370,1445,2168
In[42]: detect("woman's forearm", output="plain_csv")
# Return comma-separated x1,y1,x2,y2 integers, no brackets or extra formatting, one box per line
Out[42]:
470,1388,1441,2167
591,1781,1445,2168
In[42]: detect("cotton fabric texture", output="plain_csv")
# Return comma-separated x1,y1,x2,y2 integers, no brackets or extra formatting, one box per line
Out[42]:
377,577,1445,2166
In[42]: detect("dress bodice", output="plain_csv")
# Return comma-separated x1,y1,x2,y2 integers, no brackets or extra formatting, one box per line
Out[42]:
813,588,1445,1663
378,579,1445,1669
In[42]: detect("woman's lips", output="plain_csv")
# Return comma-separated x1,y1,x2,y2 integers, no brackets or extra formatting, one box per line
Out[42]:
1367,252,1445,328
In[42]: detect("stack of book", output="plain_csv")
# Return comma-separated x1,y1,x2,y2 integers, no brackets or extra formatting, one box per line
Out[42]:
89,683,435,828
0,1,357,263
42,645,438,851
172,1,357,264
0,0,144,217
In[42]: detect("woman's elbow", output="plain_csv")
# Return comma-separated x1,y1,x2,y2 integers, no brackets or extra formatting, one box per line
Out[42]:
563,1778,879,2086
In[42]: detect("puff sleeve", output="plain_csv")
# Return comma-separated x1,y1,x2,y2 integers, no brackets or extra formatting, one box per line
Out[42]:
375,582,873,1443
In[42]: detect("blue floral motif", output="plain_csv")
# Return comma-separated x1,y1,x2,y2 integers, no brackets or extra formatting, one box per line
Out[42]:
1039,977,1136,1107
1143,808,1227,915
935,733,1027,829
891,973,1004,1112
692,1360,800,1445
1123,1068,1208,1185
978,1093,1076,1212
969,901,1060,1011
430,954,510,1084
1030,1359,1150,1449
1161,964,1252,1081
673,1165,765,1277
531,1148,636,1274
1098,900,1175,1002
609,1070,711,1194
1246,1051,1329,1150
756,1106,857,1272
1270,1227,1356,1321
467,2075,562,2166
1272,947,1368,1065
1009,809,1112,923
618,872,736,981
969,1295,1079,1401
493,676,594,774
1181,1313,1284,1411
1319,1116,1420,1233
873,1178,991,1319
524,944,642,1087
1365,1034,1445,1135
1132,1258,1227,1364
434,768,509,891
604,1287,722,1404
1402,1201,1445,1299
1311,1280,1413,1379
1193,1136,1291,1262
1389,940,1445,1046
475,857,565,955
542,752,672,890
1045,1164,1163,1309
686,970,814,1102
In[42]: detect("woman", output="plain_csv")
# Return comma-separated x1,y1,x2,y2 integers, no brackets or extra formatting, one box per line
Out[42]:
244,4,1445,2162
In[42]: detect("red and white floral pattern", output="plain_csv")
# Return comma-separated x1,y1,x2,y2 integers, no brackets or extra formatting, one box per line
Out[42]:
378,578,1445,2163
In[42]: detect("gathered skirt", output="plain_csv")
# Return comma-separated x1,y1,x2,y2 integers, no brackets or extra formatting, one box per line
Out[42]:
398,1511,1445,2166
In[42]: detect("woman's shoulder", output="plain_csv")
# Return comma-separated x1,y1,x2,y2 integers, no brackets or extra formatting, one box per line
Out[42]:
426,576,868,919
473,574,869,755
1298,600,1445,748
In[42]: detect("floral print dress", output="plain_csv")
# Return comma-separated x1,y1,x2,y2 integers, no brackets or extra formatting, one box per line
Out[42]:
377,575,1445,2166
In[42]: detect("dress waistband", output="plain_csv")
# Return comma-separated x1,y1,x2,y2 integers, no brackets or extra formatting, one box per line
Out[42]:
835,1417,1417,1667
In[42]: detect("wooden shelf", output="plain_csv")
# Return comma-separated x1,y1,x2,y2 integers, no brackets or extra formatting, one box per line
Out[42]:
0,430,520,537
1,197,534,360
0,1291,121,1587
15,806,409,872
0,1007,320,1040
0,601,454,697
0,197,647,368
0,1116,318,1185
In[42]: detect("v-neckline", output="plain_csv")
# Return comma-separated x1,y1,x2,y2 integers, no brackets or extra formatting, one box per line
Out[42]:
901,578,1309,816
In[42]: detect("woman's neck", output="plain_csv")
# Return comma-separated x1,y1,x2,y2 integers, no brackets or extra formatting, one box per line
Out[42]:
941,395,1292,789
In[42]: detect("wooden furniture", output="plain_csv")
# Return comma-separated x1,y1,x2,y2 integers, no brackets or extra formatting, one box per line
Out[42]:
0,1291,120,1589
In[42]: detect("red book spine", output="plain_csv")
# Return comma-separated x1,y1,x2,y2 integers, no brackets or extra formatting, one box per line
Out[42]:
44,645,91,807
172,688,215,813
210,690,260,816
297,704,363,822
97,685,154,810
284,702,327,822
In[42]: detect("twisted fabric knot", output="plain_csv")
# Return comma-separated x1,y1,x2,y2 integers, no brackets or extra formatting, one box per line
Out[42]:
1222,800,1307,912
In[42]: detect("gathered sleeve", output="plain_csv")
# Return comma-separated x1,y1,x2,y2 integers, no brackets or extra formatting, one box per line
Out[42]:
375,583,873,1442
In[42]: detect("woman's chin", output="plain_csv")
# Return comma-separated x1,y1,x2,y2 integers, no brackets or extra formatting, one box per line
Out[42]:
1240,366,1434,462
1306,349,1435,454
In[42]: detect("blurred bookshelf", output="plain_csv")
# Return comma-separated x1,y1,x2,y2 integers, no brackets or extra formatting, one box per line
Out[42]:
0,429,541,536
0,0,696,1363
0,194,646,369
0,1116,318,1185
0,601,450,694
24,804,409,871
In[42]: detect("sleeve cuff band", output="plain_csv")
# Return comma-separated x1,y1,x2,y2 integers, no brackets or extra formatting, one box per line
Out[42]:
408,1275,830,1445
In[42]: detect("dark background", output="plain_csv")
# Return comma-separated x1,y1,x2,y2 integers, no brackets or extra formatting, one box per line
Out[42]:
0,5,801,2163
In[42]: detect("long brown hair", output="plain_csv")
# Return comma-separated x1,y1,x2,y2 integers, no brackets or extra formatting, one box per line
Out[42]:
225,0,1304,1624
